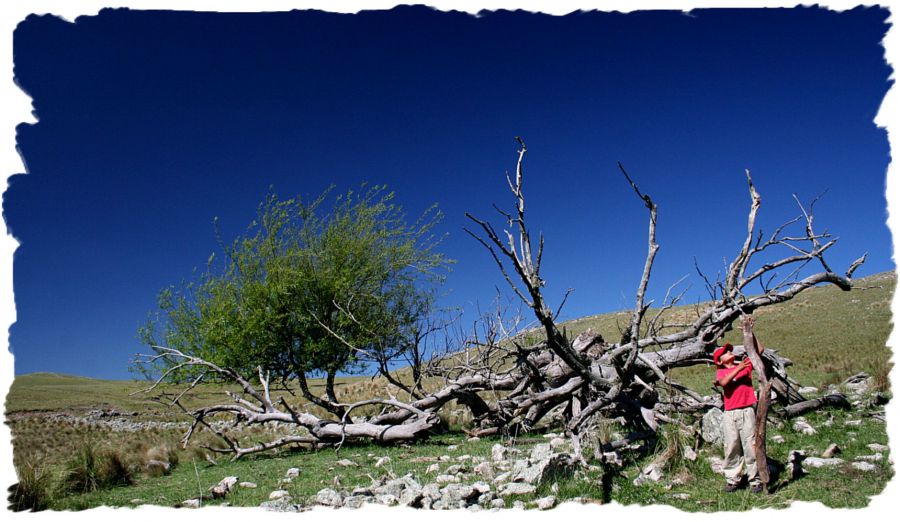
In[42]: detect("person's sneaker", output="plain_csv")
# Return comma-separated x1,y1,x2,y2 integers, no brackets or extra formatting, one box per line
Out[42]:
723,483,740,493
750,484,765,494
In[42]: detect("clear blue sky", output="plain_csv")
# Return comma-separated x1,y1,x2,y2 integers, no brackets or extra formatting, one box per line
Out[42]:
5,6,892,379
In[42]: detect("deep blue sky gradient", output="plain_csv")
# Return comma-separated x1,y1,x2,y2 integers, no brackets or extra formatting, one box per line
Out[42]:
5,6,893,379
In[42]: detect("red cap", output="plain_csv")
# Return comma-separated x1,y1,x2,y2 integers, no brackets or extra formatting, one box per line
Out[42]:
713,343,734,367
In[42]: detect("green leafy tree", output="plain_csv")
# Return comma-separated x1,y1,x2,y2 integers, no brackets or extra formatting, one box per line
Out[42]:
139,185,449,415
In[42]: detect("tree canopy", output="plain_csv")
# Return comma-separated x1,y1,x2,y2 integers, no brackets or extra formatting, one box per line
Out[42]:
139,185,449,411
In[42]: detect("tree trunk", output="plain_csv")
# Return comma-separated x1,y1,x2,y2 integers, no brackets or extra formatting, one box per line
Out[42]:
742,320,770,490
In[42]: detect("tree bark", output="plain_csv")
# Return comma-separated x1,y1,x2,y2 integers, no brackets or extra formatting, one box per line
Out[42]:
742,318,770,489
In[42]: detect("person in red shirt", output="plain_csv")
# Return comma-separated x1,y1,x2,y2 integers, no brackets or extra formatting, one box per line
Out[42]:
713,323,765,494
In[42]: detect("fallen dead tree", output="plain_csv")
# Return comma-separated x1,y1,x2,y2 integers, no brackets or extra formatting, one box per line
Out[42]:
136,139,867,460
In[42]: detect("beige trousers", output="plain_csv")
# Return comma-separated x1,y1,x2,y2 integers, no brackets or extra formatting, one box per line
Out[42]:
723,406,761,486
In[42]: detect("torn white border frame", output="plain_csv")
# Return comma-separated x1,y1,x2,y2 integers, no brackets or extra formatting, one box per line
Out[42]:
0,1,895,521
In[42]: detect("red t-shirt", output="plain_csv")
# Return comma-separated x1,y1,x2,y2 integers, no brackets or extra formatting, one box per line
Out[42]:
716,362,757,410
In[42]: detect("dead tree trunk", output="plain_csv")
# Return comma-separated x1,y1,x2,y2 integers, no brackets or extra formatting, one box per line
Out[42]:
742,317,771,489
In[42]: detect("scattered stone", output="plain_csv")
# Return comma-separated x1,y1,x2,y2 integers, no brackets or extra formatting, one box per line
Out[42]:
457,454,472,462
473,461,494,480
446,464,465,475
181,499,201,508
269,490,291,500
467,436,481,442
633,463,664,486
513,454,576,485
868,443,889,452
512,500,526,509
239,481,257,489
701,408,724,445
447,445,458,451
845,419,862,427
130,499,142,505
792,418,817,435
822,444,841,458
285,467,300,478
530,443,553,462
852,461,877,472
260,498,299,512
683,446,697,462
534,496,556,510
771,435,785,444
601,451,623,466
375,456,391,468
490,498,506,509
549,437,567,451
492,444,508,462
209,476,239,498
375,494,399,506
803,457,844,468
439,455,452,462
343,496,368,509
799,386,819,395
436,474,460,484
336,459,358,467
500,483,536,496
426,463,441,474
316,488,343,507
856,454,883,462
493,471,512,484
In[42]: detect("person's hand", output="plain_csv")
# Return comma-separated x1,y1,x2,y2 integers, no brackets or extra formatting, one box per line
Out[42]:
738,358,751,370
742,316,755,331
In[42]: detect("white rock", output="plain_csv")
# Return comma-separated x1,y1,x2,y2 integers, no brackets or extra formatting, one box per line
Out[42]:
672,493,690,500
534,496,556,510
856,454,883,462
285,467,300,478
316,488,343,507
803,457,844,468
457,454,472,461
209,476,239,498
181,499,201,508
375,456,391,468
491,444,508,462
799,386,819,394
845,419,862,427
867,443,889,452
467,436,481,442
512,500,526,509
793,419,817,435
426,463,441,474
269,490,291,500
336,459,358,467
822,443,841,458
549,437,567,450
772,435,785,444
500,483,536,496
239,482,257,489
436,474,460,484
683,446,697,461
852,462,877,472
439,455,452,462
447,445,458,451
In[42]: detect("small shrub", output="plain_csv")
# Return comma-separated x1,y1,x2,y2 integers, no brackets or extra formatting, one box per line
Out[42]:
8,462,53,512
64,443,133,493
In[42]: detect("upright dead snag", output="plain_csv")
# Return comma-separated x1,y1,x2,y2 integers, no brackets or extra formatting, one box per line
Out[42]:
741,316,771,489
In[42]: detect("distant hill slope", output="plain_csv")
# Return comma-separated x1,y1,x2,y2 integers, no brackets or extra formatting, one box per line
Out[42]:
6,271,894,413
